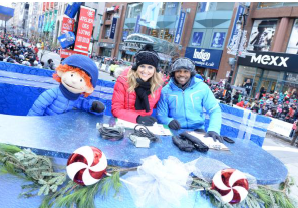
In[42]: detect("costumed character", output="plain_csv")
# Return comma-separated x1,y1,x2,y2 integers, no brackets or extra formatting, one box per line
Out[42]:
27,54,105,116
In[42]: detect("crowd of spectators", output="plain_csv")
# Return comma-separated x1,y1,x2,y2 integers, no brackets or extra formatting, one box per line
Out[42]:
0,35,56,70
207,78,298,125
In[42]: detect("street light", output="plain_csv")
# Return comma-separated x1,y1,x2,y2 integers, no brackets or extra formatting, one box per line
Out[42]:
227,6,250,84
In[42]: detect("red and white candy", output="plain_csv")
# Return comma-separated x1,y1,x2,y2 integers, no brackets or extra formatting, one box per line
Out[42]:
211,168,249,204
66,146,107,186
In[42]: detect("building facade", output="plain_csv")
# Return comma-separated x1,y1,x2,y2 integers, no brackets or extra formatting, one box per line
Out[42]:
96,2,237,76
217,2,298,98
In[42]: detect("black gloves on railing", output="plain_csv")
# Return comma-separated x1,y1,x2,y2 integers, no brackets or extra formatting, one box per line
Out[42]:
136,116,157,126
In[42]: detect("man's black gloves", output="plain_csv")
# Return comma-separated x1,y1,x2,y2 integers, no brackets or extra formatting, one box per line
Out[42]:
168,120,181,130
136,116,157,126
205,131,223,143
172,135,195,152
91,101,105,113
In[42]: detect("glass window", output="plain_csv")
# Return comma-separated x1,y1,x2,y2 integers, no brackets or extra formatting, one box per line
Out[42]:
247,19,277,52
104,25,110,39
258,2,298,8
258,2,283,8
164,29,174,42
197,2,207,13
164,3,179,15
234,66,258,87
215,2,234,11
126,3,143,19
262,70,284,80
159,3,166,15
286,19,298,54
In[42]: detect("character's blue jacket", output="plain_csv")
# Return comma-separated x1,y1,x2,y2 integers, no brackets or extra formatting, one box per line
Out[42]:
157,77,221,133
27,87,103,116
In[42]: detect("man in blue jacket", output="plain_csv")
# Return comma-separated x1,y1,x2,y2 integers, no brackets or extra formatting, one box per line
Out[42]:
157,58,222,142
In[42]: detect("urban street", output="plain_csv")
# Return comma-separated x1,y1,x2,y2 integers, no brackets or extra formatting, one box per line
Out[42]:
1,2,298,208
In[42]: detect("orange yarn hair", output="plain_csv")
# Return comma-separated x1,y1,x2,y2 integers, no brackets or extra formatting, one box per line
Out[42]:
53,64,94,97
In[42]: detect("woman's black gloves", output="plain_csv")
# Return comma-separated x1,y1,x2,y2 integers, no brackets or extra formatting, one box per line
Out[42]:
168,120,181,130
205,131,223,143
136,116,157,126
90,101,105,113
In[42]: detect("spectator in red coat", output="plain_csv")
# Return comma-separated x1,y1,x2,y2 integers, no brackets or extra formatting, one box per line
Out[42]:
111,44,163,126
236,100,244,107
34,46,39,54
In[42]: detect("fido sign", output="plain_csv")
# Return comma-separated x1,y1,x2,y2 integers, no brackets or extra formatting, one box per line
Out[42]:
74,6,95,54
61,16,75,34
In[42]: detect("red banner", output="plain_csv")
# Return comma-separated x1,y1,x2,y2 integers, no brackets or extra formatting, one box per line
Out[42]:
46,2,49,10
60,49,88,59
74,6,95,54
61,16,75,34
50,2,54,9
43,3,46,11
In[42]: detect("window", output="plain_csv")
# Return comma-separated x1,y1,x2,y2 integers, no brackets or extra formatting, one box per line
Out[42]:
286,19,298,54
104,25,111,39
164,3,179,16
106,13,112,20
258,2,298,8
126,3,143,19
198,2,234,12
215,2,234,10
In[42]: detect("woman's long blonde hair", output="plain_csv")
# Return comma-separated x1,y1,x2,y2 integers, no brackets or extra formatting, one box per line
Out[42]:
127,68,163,97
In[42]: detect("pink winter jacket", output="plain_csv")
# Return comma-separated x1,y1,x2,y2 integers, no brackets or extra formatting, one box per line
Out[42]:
111,68,162,123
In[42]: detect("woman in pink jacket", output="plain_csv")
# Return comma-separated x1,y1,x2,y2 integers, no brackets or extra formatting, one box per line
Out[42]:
111,44,163,126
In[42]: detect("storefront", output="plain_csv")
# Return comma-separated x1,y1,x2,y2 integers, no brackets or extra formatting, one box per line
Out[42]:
236,51,298,98
184,47,223,80
98,42,115,58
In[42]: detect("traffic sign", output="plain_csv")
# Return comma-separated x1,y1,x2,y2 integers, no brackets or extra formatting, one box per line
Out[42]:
61,16,75,34
74,6,95,54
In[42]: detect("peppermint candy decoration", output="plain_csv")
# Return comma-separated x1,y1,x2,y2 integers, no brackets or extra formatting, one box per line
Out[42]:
211,168,249,204
66,146,107,186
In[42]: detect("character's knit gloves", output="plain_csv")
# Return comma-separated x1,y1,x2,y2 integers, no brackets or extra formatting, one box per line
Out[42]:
172,135,195,152
91,101,105,113
168,120,181,130
205,131,223,143
136,116,157,126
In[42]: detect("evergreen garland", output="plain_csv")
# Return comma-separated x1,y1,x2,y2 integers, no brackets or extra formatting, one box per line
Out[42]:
0,144,297,208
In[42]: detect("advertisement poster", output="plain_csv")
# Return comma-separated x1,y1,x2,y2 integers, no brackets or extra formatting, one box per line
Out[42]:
134,15,140,33
286,19,298,54
61,16,75,34
191,32,204,46
109,17,118,39
139,2,162,29
60,49,87,59
174,11,186,44
210,32,226,48
247,19,277,52
185,47,223,70
74,6,95,54
227,4,244,47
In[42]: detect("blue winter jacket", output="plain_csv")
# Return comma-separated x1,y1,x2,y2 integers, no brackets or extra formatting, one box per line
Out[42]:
27,87,103,116
157,77,222,133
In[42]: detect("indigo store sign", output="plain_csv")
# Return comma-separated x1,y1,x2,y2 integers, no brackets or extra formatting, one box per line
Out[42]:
185,47,223,69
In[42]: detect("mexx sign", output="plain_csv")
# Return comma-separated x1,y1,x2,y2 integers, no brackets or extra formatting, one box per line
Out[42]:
238,51,297,72
250,54,289,67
